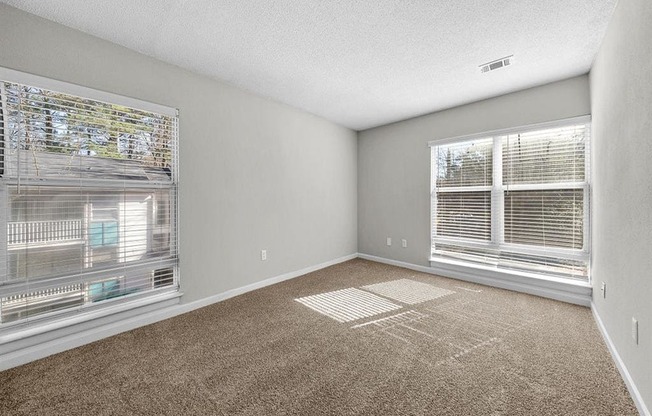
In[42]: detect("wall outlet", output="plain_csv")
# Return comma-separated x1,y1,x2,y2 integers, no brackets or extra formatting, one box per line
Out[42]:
632,317,639,345
401,239,407,248
386,237,392,246
600,282,606,299
261,250,267,261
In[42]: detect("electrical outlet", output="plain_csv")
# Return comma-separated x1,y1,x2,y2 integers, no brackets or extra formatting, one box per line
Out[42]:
632,318,639,345
261,250,267,261
401,239,407,248
386,237,392,246
601,282,606,299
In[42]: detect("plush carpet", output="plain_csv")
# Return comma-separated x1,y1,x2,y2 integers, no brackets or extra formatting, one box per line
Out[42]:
0,259,637,415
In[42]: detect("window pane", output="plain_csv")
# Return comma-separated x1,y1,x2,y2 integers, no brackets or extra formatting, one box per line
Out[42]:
0,78,178,326
6,186,173,283
433,243,499,265
498,251,587,279
0,266,172,323
432,122,589,279
1,82,175,182
504,189,584,249
436,138,492,187
436,191,491,241
502,125,586,185
1,284,84,323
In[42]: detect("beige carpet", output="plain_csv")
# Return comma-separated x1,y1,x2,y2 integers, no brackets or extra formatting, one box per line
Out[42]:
0,259,637,415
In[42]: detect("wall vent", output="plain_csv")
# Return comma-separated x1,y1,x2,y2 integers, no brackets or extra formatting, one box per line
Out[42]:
480,55,514,73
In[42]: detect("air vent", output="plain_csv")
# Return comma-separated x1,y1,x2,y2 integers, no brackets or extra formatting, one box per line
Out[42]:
480,55,514,73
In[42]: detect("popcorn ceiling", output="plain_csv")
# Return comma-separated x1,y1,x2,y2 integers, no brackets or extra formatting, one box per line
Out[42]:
2,0,616,130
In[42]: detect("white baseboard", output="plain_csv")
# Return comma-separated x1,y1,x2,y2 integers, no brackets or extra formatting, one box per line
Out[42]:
0,253,357,371
592,304,650,416
173,253,358,314
358,253,592,306
358,253,433,274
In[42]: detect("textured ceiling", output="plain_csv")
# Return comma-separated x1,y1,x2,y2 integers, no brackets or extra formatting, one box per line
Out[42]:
1,0,617,130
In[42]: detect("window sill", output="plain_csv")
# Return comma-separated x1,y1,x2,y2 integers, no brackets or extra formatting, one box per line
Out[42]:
0,291,182,361
429,257,591,306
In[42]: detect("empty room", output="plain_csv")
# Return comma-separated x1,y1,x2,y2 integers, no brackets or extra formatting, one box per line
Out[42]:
0,0,650,415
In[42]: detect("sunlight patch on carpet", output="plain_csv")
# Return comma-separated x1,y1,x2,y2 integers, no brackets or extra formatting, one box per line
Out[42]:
351,310,427,329
353,299,543,365
295,288,402,323
362,279,455,304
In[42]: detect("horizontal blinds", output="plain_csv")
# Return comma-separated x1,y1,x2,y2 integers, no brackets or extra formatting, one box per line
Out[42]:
436,192,491,241
502,125,587,251
435,138,492,187
0,82,175,182
504,190,584,249
433,138,492,243
0,80,178,325
503,125,586,185
431,121,590,279
497,251,587,277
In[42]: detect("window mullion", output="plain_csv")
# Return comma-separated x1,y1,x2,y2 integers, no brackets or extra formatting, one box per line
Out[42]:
430,146,438,249
584,124,591,256
0,82,7,284
491,136,504,246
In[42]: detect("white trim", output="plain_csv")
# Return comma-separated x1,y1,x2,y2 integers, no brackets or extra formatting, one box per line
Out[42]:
431,237,590,261
492,136,504,244
430,145,437,251
3,177,174,189
1,291,181,345
436,185,492,193
0,66,177,116
0,253,357,371
359,253,434,274
501,182,587,191
173,253,358,313
358,253,591,306
429,117,591,276
0,293,182,370
592,304,650,416
428,115,592,147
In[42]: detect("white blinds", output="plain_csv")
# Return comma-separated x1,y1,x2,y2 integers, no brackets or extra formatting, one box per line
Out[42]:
504,189,584,249
431,120,590,279
0,77,179,325
435,138,493,188
433,138,492,242
503,125,586,185
503,125,586,251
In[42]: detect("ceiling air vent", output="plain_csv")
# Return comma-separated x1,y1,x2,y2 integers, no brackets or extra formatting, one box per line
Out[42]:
480,55,514,74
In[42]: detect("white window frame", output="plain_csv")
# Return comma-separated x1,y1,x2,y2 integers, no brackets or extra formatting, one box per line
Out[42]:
0,67,182,335
429,115,591,279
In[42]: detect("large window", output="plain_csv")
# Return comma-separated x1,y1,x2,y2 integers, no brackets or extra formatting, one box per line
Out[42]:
430,118,589,279
0,70,178,325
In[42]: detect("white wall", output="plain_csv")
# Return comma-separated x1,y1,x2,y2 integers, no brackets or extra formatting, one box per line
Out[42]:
358,76,591,266
0,4,358,303
590,0,652,412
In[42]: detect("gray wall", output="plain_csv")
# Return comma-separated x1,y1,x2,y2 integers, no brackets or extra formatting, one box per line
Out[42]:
0,4,358,303
358,76,591,266
590,0,652,411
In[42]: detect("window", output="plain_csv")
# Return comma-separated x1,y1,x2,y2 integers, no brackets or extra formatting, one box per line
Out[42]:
430,118,590,279
89,221,119,247
0,70,179,325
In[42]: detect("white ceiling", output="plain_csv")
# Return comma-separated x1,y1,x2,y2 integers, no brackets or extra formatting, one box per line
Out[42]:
2,0,617,130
